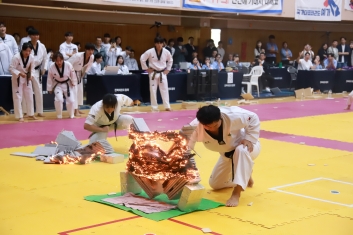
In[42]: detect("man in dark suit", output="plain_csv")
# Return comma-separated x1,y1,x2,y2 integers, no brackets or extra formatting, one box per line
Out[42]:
337,37,350,68
253,52,274,92
184,37,196,62
173,37,188,65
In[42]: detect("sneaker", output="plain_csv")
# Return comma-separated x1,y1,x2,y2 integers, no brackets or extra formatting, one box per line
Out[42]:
151,108,159,112
265,87,271,92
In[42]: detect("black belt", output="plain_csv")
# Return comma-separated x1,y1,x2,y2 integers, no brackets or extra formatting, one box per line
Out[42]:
75,71,82,84
224,149,235,181
53,78,70,97
88,122,117,141
35,65,42,84
151,70,164,83
17,74,30,87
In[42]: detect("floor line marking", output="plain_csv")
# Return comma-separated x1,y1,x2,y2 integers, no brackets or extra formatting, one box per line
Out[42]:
57,216,140,235
268,178,323,190
320,178,353,186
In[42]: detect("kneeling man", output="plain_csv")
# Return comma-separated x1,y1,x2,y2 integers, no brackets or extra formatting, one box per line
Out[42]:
187,105,261,207
84,93,135,143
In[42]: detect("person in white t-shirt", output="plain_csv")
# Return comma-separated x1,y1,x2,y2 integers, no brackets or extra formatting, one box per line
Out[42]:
297,52,314,70
87,53,105,75
217,41,225,62
59,32,78,61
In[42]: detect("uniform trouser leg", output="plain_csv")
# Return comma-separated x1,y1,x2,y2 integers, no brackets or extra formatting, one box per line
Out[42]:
149,74,159,110
209,141,261,191
12,77,34,119
77,79,84,107
54,84,75,118
32,70,43,114
347,91,353,106
88,114,134,144
73,84,78,110
159,74,170,109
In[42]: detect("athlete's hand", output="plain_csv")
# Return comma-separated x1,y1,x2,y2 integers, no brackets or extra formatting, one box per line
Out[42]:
239,139,253,153
101,126,110,132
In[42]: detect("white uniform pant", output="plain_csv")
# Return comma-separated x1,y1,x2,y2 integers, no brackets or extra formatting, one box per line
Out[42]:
89,115,134,144
347,91,353,106
12,76,34,119
209,141,261,191
73,71,84,109
54,83,75,118
22,69,43,114
149,72,170,110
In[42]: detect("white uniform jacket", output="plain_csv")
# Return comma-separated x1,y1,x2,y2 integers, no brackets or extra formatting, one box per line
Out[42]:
47,61,77,92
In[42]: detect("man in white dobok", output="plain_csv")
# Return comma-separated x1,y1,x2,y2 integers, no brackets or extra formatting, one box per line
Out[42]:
68,43,94,116
0,41,12,75
84,93,134,144
184,105,261,207
140,36,173,111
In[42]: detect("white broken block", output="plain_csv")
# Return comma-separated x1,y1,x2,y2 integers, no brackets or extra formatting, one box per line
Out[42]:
201,228,212,233
55,130,81,149
33,146,57,156
100,153,124,164
35,156,47,161
120,171,142,195
132,118,150,132
11,152,38,158
247,202,253,206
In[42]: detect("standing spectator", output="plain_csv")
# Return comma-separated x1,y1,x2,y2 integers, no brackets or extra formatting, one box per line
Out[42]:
140,36,173,112
105,39,121,66
265,35,278,64
281,42,292,64
324,53,337,70
202,39,214,58
20,26,35,48
349,40,353,67
0,22,19,55
299,44,315,60
210,49,218,64
317,43,328,62
59,32,78,61
94,36,106,68
327,40,339,61
74,42,81,52
173,37,187,65
165,39,175,56
217,41,225,62
13,33,21,52
0,42,13,75
125,49,139,70
115,36,122,50
337,37,350,68
102,33,111,52
184,37,196,62
254,40,264,58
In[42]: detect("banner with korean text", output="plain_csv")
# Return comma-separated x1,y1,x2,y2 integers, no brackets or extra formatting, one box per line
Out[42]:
182,0,283,14
295,0,342,21
344,0,353,11
104,0,181,8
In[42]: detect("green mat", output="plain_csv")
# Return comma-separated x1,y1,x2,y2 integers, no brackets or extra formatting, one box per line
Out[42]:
84,192,224,221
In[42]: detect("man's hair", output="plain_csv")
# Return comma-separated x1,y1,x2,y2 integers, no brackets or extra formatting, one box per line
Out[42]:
218,41,223,44
47,48,53,53
96,36,102,40
168,38,174,44
94,53,102,61
74,42,80,46
125,46,132,51
196,105,221,125
28,29,39,36
104,33,110,38
177,37,184,42
154,36,164,44
21,43,32,51
131,49,135,53
327,53,334,57
85,43,95,50
304,52,310,56
65,32,73,37
269,35,275,39
188,37,194,40
340,37,346,40
332,40,338,43
26,26,34,33
53,52,64,61
102,94,117,108
350,40,353,44
260,52,266,56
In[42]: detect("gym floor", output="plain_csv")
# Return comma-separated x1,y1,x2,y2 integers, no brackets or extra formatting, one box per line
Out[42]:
0,95,352,235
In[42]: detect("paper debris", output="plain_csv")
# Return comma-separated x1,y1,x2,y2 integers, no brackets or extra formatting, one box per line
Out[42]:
324,164,328,166
247,202,253,206
170,119,174,121
201,228,212,233
299,142,305,145
174,118,178,120
291,136,296,138
107,192,117,195
157,119,162,121
188,117,192,119
308,164,315,166
273,107,278,109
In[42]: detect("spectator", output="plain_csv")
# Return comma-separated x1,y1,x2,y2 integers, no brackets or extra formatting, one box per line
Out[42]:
105,39,121,66
226,54,234,67
254,40,264,58
87,53,105,75
327,40,339,61
74,42,81,51
202,39,214,58
254,52,275,92
20,26,35,48
324,53,337,70
337,37,350,68
265,35,278,64
281,42,292,64
13,33,21,52
173,37,187,65
188,57,201,70
59,31,78,61
0,42,12,75
0,22,19,55
120,46,132,61
184,37,196,62
165,39,175,56
312,55,322,70
217,41,225,61
349,40,353,67
299,44,315,60
115,36,122,48
116,55,129,74
202,57,214,70
210,49,218,64
94,36,106,67
233,54,243,67
126,49,139,70
297,52,314,70
102,33,111,52
317,43,328,62
212,53,224,71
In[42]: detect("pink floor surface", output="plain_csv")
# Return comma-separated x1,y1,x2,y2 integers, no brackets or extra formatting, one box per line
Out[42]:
0,98,350,151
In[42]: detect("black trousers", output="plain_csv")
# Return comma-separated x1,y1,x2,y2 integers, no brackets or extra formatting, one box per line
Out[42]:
260,74,274,89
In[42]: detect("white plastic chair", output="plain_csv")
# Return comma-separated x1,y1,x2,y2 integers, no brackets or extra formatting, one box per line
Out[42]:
242,66,263,97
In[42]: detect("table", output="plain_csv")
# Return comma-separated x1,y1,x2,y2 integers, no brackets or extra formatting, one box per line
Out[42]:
267,68,291,88
0,76,13,112
296,70,336,91
333,70,353,93
86,74,142,105
140,72,188,103
217,72,242,99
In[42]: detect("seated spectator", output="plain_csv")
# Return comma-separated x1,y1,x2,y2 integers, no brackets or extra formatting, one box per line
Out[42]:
165,39,175,56
210,49,218,64
202,57,214,70
254,52,274,92
116,55,129,74
281,42,292,64
125,49,139,70
311,55,322,70
233,54,243,67
106,39,121,66
299,44,314,60
212,54,224,71
297,52,314,70
226,53,234,66
94,36,106,67
188,57,201,70
87,53,105,75
324,53,337,70
317,43,328,62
